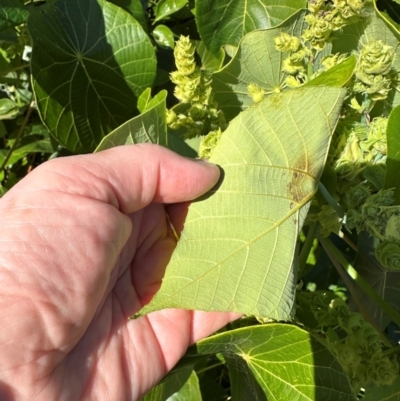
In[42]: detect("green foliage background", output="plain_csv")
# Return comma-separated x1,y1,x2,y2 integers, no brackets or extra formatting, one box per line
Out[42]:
2,0,400,400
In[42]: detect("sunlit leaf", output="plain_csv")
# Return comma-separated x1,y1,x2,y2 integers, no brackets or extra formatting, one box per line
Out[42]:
196,0,306,54
107,0,148,31
29,0,156,153
305,56,357,88
197,324,355,401
139,87,345,318
153,24,175,48
154,0,188,23
95,90,167,152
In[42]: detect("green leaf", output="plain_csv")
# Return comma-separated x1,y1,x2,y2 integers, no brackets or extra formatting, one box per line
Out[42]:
0,0,29,31
385,105,400,202
167,371,202,401
107,0,148,32
352,233,400,329
332,10,400,109
228,357,267,401
138,87,345,318
142,367,194,401
305,56,357,88
0,98,18,119
153,24,175,48
196,0,306,55
154,0,188,23
363,375,400,401
211,10,308,121
0,139,53,166
95,90,167,152
195,40,224,72
29,0,156,153
197,324,356,401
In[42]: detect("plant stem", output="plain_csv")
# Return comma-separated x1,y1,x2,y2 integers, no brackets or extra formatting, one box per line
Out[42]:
320,237,400,329
298,223,318,272
0,100,34,173
2,64,29,75
338,231,358,252
318,182,344,217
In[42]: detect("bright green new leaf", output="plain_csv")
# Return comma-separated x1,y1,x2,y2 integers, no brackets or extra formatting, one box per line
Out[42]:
153,24,175,48
107,0,148,32
305,56,357,88
167,371,202,401
139,86,345,319
137,88,152,113
196,0,306,54
211,10,307,121
95,90,167,152
29,0,156,153
385,105,400,203
363,375,400,401
0,0,29,30
197,324,356,401
154,0,188,23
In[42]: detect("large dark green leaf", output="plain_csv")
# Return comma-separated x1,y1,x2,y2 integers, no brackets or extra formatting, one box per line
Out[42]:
168,371,202,401
228,357,267,401
385,105,400,203
0,0,29,31
29,0,156,153
197,324,356,401
139,87,345,319
95,90,167,151
196,0,306,54
352,233,400,329
211,10,308,121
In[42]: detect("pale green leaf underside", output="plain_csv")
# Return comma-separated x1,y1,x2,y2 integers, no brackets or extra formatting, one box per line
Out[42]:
196,0,306,54
211,10,309,120
197,324,355,401
29,0,156,153
139,86,345,319
95,90,167,151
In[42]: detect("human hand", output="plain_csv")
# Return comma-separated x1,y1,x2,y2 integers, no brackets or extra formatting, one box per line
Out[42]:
0,144,239,401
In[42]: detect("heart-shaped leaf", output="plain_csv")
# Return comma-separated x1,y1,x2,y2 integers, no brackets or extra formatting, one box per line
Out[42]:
196,0,306,54
139,86,345,319
29,0,156,153
197,324,355,401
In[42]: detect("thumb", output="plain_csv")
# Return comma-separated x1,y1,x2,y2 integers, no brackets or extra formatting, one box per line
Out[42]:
3,144,220,214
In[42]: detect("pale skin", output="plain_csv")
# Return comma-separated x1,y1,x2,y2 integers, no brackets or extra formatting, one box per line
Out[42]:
0,144,239,401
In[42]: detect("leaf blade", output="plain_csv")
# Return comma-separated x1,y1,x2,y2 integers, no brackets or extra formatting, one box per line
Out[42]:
139,86,345,319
